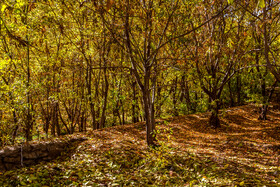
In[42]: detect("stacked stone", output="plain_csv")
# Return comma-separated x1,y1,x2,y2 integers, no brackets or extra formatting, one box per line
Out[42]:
0,137,87,171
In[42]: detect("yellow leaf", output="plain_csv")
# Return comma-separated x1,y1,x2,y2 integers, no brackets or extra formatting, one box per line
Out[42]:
227,0,233,4
258,0,265,8
1,4,6,12
0,60,9,70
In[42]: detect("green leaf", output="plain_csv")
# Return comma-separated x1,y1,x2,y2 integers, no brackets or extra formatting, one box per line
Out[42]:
29,175,37,181
258,0,265,8
227,0,234,4
20,181,27,185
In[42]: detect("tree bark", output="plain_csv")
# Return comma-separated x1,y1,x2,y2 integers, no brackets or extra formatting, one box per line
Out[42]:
25,33,33,141
132,81,139,123
142,87,156,146
100,68,109,128
209,98,221,128
258,80,278,120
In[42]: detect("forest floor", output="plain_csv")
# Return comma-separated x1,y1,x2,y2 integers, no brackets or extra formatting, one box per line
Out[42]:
1,104,280,186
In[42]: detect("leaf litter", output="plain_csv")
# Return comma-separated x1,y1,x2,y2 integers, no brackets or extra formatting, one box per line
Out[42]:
0,104,279,186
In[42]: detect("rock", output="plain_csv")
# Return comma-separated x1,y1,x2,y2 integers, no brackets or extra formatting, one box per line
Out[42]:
4,156,21,163
43,156,53,161
4,163,18,170
0,136,87,172
3,146,20,156
0,164,6,171
23,152,38,159
33,143,48,152
23,145,33,152
22,159,35,166
37,152,49,158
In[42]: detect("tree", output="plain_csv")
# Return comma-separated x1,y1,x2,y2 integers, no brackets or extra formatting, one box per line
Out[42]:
182,1,248,128
236,0,280,119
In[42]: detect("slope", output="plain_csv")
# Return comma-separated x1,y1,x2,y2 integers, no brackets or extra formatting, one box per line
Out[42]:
0,104,280,186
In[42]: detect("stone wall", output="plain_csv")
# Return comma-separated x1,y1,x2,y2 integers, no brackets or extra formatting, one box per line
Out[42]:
0,137,87,171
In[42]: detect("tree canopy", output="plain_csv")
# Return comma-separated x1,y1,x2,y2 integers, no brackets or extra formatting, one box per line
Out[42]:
0,0,279,147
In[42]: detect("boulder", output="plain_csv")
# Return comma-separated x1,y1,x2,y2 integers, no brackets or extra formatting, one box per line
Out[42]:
0,136,87,171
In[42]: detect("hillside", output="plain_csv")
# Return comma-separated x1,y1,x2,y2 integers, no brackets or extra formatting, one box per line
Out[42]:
1,104,280,186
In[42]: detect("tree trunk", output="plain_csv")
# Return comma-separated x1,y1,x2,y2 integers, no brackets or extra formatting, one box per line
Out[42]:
263,5,280,82
51,105,56,136
51,101,60,136
181,76,192,113
209,97,221,128
258,81,278,120
100,68,109,128
54,102,60,136
124,0,156,147
132,81,139,123
142,88,155,146
44,115,50,138
44,87,51,138
11,104,18,143
88,66,96,129
25,34,33,142
209,105,221,128
228,80,235,107
236,74,241,105
172,77,179,116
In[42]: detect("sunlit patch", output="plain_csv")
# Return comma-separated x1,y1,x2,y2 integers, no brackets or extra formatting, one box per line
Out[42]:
0,104,280,186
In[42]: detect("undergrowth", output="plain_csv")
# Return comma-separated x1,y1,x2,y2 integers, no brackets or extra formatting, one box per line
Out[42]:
0,104,280,186
0,130,265,187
